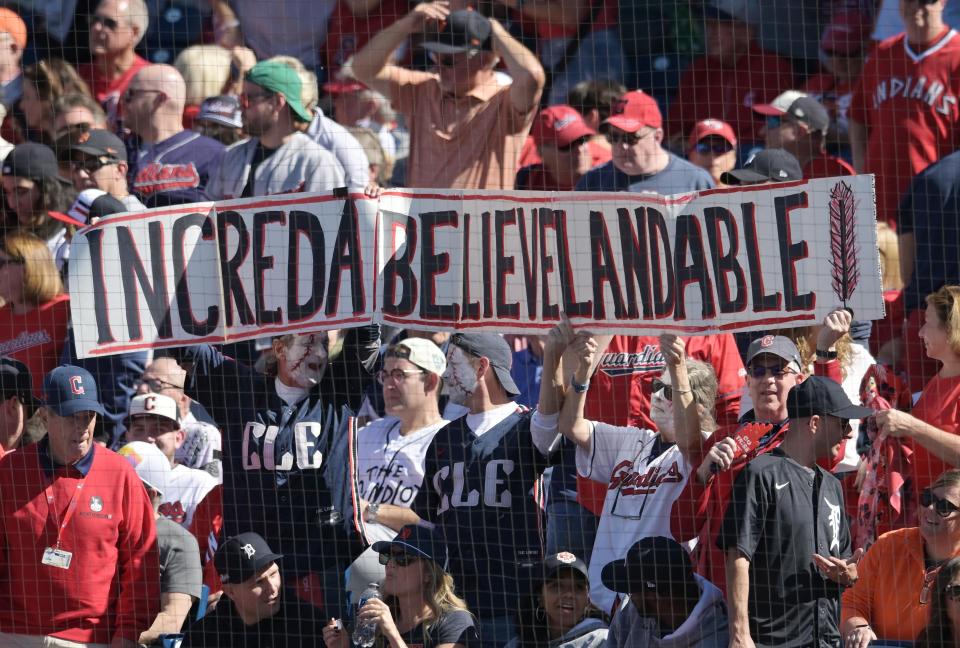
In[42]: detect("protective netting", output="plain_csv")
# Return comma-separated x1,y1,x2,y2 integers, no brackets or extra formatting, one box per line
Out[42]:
0,1,957,647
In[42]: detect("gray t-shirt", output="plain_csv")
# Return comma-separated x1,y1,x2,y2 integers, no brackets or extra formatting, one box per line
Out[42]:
157,516,202,598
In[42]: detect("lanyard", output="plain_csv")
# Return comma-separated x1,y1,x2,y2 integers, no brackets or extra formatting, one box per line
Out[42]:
45,478,85,549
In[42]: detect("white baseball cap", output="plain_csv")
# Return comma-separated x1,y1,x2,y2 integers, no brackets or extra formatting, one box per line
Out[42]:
389,337,447,376
126,393,181,428
118,441,171,497
753,90,809,116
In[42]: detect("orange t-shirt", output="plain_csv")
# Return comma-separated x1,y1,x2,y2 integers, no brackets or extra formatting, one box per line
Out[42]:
0,295,70,397
911,373,960,492
841,527,932,641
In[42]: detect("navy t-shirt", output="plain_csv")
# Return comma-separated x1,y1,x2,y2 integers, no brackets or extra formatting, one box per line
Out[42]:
128,130,225,207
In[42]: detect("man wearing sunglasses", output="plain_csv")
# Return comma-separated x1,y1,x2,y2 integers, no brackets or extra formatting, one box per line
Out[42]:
64,128,145,211
686,118,738,187
352,4,545,190
720,376,874,648
78,0,149,121
575,90,715,194
754,91,855,180
516,105,607,191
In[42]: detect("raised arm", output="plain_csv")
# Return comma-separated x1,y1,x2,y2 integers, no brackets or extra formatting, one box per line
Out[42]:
487,19,545,115
558,333,599,450
660,333,705,462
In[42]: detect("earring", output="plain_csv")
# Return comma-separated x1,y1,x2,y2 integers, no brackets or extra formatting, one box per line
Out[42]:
535,606,545,622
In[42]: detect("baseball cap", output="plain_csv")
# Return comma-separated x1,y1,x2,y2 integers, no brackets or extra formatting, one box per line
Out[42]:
0,8,27,51
821,9,872,56
543,552,589,582
216,532,284,584
752,90,809,116
125,393,181,428
245,60,313,123
322,79,367,94
68,129,127,162
197,95,242,129
702,0,760,23
117,441,171,497
755,95,830,134
449,332,521,396
603,91,662,134
372,524,449,570
3,143,60,180
786,375,875,420
388,338,447,376
745,334,802,368
42,365,106,417
687,118,737,151
601,536,693,594
54,190,128,228
0,357,36,410
421,9,492,54
530,105,595,149
721,148,803,185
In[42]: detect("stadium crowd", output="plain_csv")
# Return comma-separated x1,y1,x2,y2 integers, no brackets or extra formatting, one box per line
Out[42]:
0,0,958,646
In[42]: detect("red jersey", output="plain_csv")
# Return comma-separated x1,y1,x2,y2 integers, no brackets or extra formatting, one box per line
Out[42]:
0,295,70,397
577,333,746,514
324,0,407,76
803,151,856,179
803,72,857,137
0,442,160,644
910,372,960,492
666,43,795,144
849,29,960,226
78,55,149,124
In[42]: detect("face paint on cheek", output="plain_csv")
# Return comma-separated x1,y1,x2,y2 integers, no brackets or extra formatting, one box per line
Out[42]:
442,348,478,405
284,333,328,387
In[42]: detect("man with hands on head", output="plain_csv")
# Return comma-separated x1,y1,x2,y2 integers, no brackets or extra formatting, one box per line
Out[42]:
539,321,718,615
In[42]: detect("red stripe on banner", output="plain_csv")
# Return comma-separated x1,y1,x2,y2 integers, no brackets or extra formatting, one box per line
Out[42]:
379,313,818,331
382,190,698,206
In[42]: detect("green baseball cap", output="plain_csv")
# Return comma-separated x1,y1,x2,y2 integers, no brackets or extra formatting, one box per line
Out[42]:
245,60,313,123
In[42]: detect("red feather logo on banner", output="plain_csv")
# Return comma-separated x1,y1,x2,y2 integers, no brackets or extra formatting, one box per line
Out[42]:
829,180,861,304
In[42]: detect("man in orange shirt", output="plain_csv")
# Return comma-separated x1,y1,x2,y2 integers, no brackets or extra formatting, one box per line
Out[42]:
352,3,544,189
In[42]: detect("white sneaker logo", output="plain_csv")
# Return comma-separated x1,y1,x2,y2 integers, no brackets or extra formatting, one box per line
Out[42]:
775,482,789,491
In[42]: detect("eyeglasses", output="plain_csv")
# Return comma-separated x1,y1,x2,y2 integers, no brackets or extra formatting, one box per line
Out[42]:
746,364,796,379
604,130,645,146
694,141,734,155
429,50,481,67
651,378,673,402
135,377,183,393
557,136,590,152
945,584,960,601
88,14,120,30
69,156,118,174
921,488,960,518
376,368,426,385
122,88,163,103
379,551,417,567
240,92,275,108
0,258,23,268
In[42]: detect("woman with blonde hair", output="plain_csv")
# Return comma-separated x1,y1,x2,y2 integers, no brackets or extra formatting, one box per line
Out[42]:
20,59,92,144
0,231,69,395
174,44,256,127
876,285,960,522
323,525,477,648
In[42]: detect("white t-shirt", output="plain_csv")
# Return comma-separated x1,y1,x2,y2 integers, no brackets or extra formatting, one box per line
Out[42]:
576,421,692,615
160,464,218,529
356,416,449,543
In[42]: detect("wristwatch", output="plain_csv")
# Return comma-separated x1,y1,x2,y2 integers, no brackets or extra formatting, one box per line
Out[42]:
571,377,590,394
365,503,381,524
816,348,838,360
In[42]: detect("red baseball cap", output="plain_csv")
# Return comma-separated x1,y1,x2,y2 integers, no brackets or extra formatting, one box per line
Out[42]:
688,119,737,150
820,9,872,56
530,105,595,148
322,79,367,94
603,90,662,133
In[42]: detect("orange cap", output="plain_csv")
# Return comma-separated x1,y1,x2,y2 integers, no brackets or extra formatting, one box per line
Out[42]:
0,8,27,51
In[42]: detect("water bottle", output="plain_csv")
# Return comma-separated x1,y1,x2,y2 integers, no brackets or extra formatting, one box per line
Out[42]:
352,582,382,648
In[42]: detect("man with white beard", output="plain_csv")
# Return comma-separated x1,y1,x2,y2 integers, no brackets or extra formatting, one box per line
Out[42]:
170,326,379,617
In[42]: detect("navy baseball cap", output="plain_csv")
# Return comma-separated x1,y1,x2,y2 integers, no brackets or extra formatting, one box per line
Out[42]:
422,10,492,54
215,532,283,584
372,524,449,570
721,148,803,185
68,129,127,162
42,365,105,417
745,335,801,368
601,536,693,594
543,551,589,582
449,332,520,396
786,375,874,420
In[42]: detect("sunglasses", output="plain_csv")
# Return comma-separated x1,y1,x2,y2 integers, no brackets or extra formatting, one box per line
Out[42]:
0,258,23,269
921,489,960,518
240,91,275,108
379,551,417,567
945,584,960,601
651,378,673,401
557,136,590,152
429,50,481,67
694,141,734,155
746,364,796,379
88,14,120,30
604,131,643,146
764,115,797,131
69,156,117,174
122,88,163,103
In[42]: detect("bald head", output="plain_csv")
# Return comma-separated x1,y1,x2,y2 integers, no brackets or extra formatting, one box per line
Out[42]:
124,65,187,140
135,64,187,109
140,357,191,417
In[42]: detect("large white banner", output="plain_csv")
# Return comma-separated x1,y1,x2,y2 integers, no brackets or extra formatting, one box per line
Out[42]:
69,177,883,358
